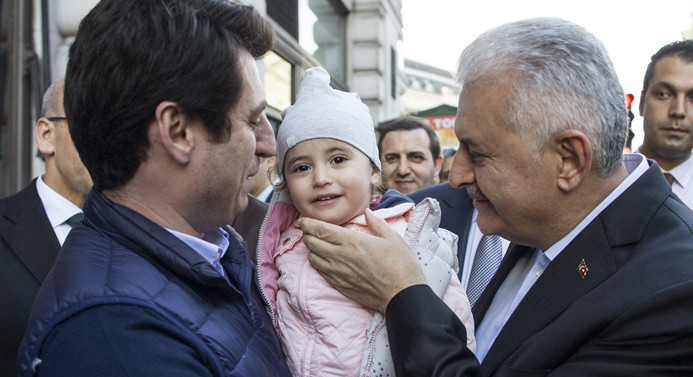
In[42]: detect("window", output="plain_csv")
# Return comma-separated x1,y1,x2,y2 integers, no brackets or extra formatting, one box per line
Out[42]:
298,0,346,82
264,51,293,115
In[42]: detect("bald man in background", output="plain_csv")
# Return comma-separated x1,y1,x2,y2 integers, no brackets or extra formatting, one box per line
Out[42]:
0,79,92,375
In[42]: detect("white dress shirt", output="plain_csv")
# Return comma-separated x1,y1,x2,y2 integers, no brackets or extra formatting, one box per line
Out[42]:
255,184,274,203
664,152,693,209
35,175,83,246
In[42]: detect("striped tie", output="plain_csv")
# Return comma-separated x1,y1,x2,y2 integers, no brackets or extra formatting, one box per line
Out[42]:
467,234,502,308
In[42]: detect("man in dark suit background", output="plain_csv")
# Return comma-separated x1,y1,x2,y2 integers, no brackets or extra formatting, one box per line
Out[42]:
410,184,473,269
299,17,693,376
0,79,92,374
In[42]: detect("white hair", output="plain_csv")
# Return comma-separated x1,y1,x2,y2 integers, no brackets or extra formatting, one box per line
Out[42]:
456,17,627,176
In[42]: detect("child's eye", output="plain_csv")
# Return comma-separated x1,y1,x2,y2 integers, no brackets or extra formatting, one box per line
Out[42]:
331,156,347,164
292,164,310,173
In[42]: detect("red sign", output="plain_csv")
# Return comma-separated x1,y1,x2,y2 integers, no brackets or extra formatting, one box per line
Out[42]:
419,116,458,148
419,115,456,130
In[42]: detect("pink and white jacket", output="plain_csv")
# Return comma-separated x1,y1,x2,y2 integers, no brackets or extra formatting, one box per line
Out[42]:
257,190,476,377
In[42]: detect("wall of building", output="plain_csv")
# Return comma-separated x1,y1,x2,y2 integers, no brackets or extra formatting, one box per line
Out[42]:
400,59,459,115
347,0,405,124
2,0,412,194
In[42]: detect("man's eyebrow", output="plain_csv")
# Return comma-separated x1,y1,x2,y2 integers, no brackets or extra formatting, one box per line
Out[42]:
250,100,267,116
406,151,426,157
650,81,677,93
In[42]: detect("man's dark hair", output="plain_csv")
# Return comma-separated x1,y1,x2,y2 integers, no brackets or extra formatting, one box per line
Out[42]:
642,40,693,93
65,0,273,190
377,116,440,161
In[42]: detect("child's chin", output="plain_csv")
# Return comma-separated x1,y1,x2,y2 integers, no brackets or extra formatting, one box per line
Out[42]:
313,214,349,226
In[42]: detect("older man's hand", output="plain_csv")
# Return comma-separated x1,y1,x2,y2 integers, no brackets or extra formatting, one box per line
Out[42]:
299,208,426,313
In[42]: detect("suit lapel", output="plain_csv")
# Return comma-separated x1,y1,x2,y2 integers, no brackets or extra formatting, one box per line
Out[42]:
0,181,60,283
479,225,616,375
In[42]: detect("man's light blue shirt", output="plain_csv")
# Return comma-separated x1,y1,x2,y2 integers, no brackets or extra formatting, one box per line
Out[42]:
166,227,230,277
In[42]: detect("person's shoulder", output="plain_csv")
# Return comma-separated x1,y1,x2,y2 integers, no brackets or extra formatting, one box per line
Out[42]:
0,179,39,206
247,194,269,212
0,179,42,224
660,195,693,234
408,183,464,203
235,194,268,221
636,164,693,232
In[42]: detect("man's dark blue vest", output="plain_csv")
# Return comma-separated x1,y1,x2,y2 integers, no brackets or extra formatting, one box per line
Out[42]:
18,190,290,376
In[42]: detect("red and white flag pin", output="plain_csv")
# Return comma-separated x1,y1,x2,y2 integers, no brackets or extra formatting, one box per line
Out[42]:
577,259,588,279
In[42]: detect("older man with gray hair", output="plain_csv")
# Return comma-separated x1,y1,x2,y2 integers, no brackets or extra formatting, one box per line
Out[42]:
299,17,693,376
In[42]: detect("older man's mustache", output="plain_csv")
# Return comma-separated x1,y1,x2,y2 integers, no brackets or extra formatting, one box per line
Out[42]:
466,184,488,201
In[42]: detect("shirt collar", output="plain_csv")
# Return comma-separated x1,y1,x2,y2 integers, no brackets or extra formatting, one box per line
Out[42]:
35,175,82,228
635,148,693,188
666,152,693,188
256,184,274,202
543,153,648,260
166,227,230,268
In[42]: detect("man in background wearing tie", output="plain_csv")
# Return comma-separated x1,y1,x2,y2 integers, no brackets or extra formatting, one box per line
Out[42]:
0,79,92,375
638,40,693,208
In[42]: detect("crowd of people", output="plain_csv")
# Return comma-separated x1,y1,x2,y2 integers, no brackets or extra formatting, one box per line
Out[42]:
1,0,692,376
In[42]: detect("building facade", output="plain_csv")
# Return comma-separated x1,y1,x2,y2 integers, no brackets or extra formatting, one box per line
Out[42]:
0,0,407,196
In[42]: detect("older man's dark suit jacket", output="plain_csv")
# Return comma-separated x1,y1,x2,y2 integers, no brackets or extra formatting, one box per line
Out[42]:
386,161,693,376
409,183,473,279
0,179,60,375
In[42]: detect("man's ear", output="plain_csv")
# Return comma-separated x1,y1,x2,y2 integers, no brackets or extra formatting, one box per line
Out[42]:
553,129,591,192
370,166,381,186
155,101,193,165
35,118,56,156
433,155,443,175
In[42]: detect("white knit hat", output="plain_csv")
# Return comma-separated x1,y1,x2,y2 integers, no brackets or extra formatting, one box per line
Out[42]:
276,66,380,175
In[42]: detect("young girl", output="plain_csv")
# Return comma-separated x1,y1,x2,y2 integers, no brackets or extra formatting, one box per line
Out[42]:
257,67,475,377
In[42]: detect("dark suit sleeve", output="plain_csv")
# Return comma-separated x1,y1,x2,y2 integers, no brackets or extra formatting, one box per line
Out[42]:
36,305,216,377
386,284,480,377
